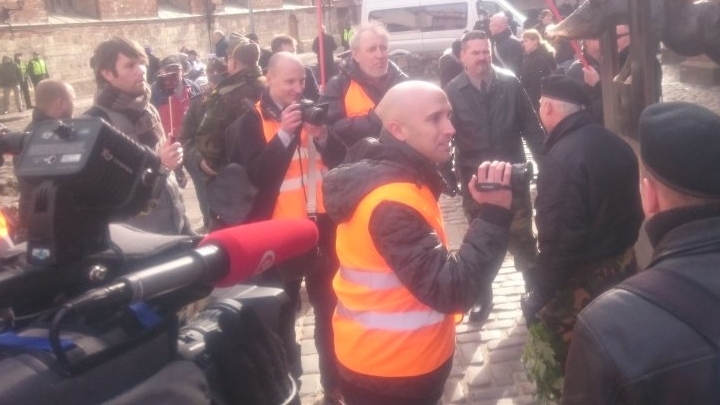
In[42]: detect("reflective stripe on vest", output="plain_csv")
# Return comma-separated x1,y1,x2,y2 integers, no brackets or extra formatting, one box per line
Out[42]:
0,211,13,253
343,80,375,118
333,182,455,378
257,102,326,219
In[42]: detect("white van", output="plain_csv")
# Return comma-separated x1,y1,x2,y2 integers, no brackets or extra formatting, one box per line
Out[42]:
361,0,527,58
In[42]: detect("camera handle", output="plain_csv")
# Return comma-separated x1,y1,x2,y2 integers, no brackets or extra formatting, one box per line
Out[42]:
475,183,512,192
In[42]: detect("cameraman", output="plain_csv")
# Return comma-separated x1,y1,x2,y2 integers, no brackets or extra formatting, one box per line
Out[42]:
522,76,642,401
150,55,202,189
225,52,341,403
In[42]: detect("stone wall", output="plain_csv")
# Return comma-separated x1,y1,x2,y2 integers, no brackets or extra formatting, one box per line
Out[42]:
0,5,318,97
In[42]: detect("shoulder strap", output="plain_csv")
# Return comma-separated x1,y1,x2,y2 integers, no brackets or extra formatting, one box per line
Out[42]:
618,268,720,349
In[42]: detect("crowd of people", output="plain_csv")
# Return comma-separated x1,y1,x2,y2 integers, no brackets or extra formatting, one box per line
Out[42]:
5,13,720,405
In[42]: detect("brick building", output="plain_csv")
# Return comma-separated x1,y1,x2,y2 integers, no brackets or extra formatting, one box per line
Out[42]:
0,0,329,95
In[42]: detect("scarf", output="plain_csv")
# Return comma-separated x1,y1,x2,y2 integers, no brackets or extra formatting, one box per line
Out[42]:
94,82,165,149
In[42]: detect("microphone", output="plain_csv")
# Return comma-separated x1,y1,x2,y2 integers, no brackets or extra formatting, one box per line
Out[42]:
64,219,319,311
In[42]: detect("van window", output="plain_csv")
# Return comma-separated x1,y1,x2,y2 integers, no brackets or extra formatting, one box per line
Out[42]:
369,3,468,33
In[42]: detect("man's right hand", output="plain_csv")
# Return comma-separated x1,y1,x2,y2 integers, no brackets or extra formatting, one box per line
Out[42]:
280,103,303,135
468,161,512,209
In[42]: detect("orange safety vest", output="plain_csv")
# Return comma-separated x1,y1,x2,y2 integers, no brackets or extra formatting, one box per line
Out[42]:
343,80,376,118
0,211,13,253
258,102,327,219
333,182,456,378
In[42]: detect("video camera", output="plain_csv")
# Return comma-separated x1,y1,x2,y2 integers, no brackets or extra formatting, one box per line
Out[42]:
0,118,301,404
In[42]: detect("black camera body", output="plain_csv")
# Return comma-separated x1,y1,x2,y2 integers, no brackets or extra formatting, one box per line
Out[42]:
297,99,329,126
474,161,534,195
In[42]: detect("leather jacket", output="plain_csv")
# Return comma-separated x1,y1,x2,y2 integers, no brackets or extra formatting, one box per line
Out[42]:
562,205,720,404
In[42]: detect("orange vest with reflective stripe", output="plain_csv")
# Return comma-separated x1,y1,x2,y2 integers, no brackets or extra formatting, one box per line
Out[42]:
333,182,455,377
258,102,326,219
0,211,13,253
343,80,376,118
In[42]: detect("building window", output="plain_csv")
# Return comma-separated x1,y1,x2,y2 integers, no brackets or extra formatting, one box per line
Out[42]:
45,0,98,18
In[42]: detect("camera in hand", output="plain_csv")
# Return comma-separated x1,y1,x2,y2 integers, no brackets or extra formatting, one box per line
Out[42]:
297,99,329,126
475,161,534,195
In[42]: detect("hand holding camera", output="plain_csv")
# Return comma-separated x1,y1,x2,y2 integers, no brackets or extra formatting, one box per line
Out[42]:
280,103,304,135
468,160,513,209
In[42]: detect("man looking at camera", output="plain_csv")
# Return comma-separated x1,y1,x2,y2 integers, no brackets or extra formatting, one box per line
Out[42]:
323,80,513,405
225,52,341,403
86,37,191,236
444,30,545,323
151,55,202,188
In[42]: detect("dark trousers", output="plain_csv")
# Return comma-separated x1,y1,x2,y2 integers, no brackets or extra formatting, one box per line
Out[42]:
459,164,537,284
19,79,31,108
249,214,340,393
184,162,210,228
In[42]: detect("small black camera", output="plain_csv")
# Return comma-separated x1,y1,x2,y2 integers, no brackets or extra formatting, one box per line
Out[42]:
474,162,534,195
297,99,329,126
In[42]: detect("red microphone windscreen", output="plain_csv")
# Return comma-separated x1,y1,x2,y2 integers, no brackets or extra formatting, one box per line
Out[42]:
199,219,319,287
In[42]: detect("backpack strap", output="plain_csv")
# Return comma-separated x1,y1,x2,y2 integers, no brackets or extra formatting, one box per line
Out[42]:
618,267,720,349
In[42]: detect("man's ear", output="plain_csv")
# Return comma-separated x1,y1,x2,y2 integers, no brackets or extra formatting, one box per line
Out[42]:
100,69,115,83
640,176,659,218
387,121,406,141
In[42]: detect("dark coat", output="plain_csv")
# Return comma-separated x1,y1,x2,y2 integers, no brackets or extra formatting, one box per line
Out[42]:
562,206,720,405
566,52,604,123
322,132,512,397
521,45,557,110
319,58,408,168
444,67,546,172
491,28,524,77
529,111,643,301
0,60,21,87
312,32,339,80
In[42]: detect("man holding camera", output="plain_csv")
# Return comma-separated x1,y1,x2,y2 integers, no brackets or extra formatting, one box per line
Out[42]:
323,80,513,405
225,51,342,404
151,55,202,189
86,37,190,236
444,30,545,323
522,75,642,400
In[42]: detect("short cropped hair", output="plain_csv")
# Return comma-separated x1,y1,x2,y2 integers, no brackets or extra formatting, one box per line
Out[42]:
35,79,73,111
270,34,297,53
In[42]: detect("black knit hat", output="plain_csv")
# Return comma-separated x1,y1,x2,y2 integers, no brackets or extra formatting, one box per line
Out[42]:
540,75,591,107
639,101,720,198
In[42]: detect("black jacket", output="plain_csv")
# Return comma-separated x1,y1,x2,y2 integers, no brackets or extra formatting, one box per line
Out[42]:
521,46,556,111
530,111,643,302
444,68,546,171
562,206,720,405
567,52,604,123
319,58,407,168
322,132,512,397
491,28,523,77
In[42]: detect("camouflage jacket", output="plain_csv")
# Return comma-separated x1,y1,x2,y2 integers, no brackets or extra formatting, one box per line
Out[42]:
195,66,266,172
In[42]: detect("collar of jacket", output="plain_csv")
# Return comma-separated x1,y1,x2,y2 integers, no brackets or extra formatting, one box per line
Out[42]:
492,27,514,42
454,68,501,91
646,204,720,253
544,110,595,152
376,131,446,196
257,89,283,122
344,58,407,90
218,65,263,88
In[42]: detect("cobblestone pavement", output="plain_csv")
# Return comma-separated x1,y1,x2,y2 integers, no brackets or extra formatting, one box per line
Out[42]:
0,61,718,405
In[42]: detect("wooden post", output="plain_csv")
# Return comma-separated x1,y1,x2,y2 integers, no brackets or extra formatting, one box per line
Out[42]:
628,0,661,142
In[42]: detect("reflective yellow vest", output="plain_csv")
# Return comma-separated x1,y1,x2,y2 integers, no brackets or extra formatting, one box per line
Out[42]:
343,80,375,118
333,182,455,377
0,211,13,253
258,102,326,219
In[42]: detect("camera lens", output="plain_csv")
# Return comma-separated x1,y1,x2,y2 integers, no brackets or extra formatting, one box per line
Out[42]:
510,162,534,195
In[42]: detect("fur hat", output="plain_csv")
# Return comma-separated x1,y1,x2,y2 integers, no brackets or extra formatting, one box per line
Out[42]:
639,101,720,197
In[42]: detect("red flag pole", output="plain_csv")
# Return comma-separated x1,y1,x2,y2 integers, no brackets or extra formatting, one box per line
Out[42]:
316,1,326,88
545,0,589,68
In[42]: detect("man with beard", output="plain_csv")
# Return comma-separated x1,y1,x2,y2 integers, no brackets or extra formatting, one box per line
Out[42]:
320,20,408,169
444,30,545,323
86,37,190,235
